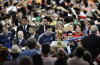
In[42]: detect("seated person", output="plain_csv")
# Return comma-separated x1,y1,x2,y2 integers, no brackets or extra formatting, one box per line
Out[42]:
14,31,27,49
38,25,55,45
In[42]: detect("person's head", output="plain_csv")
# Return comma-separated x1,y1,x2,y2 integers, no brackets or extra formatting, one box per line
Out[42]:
45,25,52,36
29,26,37,35
32,54,43,65
10,44,22,59
0,47,9,59
67,31,73,39
33,12,38,17
68,24,74,32
19,56,33,65
83,51,92,62
18,31,24,40
90,25,98,34
21,17,28,26
57,23,64,31
75,24,81,33
42,43,50,55
55,59,67,65
87,20,95,29
75,46,85,58
3,27,8,35
27,37,36,49
42,17,48,25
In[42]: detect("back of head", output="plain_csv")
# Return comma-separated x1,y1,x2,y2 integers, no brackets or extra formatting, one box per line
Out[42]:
27,37,36,49
90,25,98,34
32,54,43,65
75,46,85,58
55,59,67,65
83,51,92,62
42,44,50,55
19,56,33,65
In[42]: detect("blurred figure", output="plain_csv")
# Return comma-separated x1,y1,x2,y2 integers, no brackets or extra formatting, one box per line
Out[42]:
18,37,39,59
32,54,43,65
41,44,57,65
83,51,94,65
19,56,33,65
82,25,100,61
67,47,89,65
55,58,67,65
3,44,22,65
0,47,9,65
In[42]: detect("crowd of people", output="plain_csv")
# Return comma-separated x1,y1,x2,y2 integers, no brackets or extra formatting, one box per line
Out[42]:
0,0,100,65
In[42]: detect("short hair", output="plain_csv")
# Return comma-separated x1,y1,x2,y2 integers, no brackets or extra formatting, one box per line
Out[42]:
29,26,38,32
19,56,33,65
22,16,27,20
42,44,50,55
67,31,73,36
75,46,85,58
45,25,52,30
83,51,92,62
33,12,38,17
27,37,36,49
90,25,98,34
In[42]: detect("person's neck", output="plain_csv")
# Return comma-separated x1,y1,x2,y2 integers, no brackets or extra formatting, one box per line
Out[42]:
31,33,35,35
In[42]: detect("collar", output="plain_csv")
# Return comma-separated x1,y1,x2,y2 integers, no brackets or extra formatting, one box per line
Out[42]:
31,33,35,38
19,38,24,42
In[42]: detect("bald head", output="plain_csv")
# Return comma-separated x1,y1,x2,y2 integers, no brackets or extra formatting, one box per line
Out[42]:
90,25,98,34
18,31,24,40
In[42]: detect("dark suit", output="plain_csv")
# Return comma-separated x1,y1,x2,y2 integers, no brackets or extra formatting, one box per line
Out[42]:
82,34,100,61
66,41,78,53
17,24,30,40
37,25,55,35
14,39,27,47
27,33,39,41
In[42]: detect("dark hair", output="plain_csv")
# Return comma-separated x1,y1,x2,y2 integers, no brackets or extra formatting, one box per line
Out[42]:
27,38,36,49
22,16,27,20
19,57,33,65
55,59,67,65
79,20,86,31
42,44,50,55
29,26,38,32
11,53,20,59
75,47,85,58
45,25,52,30
74,24,81,31
32,54,43,65
88,20,95,25
83,51,92,62
64,16,74,23
33,12,38,17
97,18,100,22
67,31,73,36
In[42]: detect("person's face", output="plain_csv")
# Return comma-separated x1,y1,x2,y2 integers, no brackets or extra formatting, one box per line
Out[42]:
3,28,8,34
18,32,23,40
21,19,27,26
76,25,81,33
58,24,63,31
68,33,73,39
42,19,48,25
87,23,91,29
68,25,74,31
45,28,52,36
29,28,35,34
